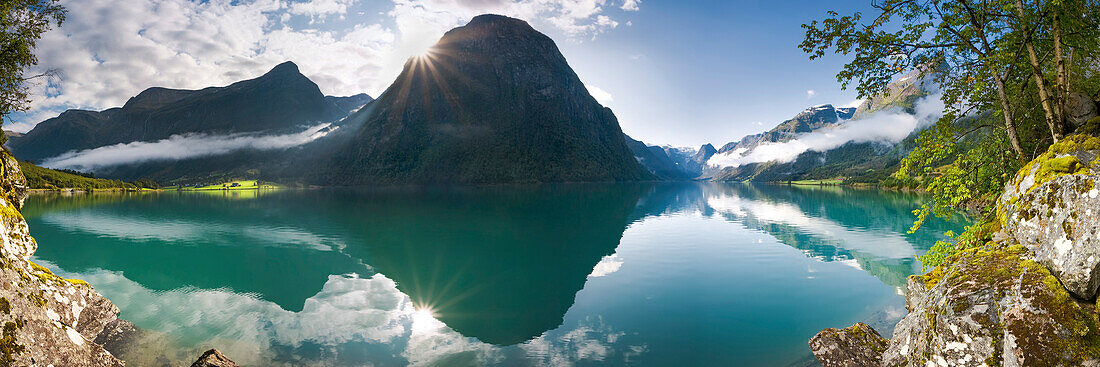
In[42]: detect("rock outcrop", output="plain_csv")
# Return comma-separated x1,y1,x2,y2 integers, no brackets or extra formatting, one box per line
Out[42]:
809,322,888,367
1065,92,1099,131
811,134,1100,366
0,148,125,366
999,135,1100,299
190,349,239,367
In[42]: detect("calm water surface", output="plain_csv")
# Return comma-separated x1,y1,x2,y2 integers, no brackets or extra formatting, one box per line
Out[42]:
24,183,962,366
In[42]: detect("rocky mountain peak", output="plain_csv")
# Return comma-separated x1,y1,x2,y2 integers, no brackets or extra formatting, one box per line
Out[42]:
319,14,649,184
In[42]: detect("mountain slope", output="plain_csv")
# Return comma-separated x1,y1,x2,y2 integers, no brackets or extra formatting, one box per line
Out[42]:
8,62,367,163
716,104,849,156
313,14,650,185
704,71,932,182
624,134,690,180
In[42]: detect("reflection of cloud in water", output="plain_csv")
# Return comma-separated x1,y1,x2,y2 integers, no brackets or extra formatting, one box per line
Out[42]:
40,212,344,251
588,254,624,278
705,195,917,259
39,260,641,366
522,316,640,367
837,259,863,271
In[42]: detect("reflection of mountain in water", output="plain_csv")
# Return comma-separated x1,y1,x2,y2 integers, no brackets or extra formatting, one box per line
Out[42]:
630,183,962,288
25,185,649,346
26,193,368,311
24,182,959,350
309,185,649,345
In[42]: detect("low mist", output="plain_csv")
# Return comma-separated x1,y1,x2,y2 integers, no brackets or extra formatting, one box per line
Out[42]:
707,94,945,168
41,123,337,172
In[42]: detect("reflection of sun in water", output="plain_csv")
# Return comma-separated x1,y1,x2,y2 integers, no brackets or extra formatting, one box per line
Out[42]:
410,306,444,334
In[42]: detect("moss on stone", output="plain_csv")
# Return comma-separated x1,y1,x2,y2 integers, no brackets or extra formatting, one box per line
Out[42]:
1009,135,1100,197
1075,117,1100,138
918,241,1100,364
0,298,8,315
0,319,24,365
27,260,91,288
26,291,47,308
64,278,89,287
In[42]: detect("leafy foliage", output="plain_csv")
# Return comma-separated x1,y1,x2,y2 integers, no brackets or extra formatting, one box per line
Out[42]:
0,0,64,134
804,0,1100,267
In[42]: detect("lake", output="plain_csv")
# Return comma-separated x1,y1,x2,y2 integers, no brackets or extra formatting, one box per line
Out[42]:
23,183,962,366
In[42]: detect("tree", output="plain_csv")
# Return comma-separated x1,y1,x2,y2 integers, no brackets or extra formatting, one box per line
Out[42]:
802,0,1100,266
0,0,65,140
801,0,1031,158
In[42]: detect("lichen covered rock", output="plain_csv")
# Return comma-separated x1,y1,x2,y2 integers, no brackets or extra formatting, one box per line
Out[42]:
0,148,125,366
811,134,1100,367
881,244,1100,366
999,135,1100,299
809,322,888,367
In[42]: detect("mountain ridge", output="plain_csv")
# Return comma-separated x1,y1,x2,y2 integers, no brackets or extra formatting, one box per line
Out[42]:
8,61,371,163
308,14,651,185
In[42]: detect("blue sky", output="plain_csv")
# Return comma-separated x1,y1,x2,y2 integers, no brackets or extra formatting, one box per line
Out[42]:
17,0,875,148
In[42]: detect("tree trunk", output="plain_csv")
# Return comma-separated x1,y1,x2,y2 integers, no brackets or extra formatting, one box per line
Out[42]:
991,70,1026,159
1052,10,1069,137
1015,0,1061,142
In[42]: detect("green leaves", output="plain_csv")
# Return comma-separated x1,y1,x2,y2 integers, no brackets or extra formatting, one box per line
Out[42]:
0,0,65,125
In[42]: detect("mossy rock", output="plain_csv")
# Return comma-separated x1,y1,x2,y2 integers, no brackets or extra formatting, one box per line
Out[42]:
1078,116,1100,136
881,243,1100,366
996,134,1100,299
810,322,889,366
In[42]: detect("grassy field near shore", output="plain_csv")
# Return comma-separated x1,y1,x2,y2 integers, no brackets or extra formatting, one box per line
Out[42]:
174,180,281,191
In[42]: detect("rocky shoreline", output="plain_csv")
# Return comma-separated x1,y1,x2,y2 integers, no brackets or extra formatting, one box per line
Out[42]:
811,133,1100,366
0,148,236,366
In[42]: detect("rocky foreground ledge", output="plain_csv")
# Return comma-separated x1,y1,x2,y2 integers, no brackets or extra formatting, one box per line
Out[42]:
811,133,1100,366
0,148,237,366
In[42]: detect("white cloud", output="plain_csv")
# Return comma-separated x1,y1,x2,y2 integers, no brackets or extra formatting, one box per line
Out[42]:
16,0,635,132
288,0,356,17
41,123,337,171
806,89,816,99
708,94,945,168
621,0,640,11
585,84,614,106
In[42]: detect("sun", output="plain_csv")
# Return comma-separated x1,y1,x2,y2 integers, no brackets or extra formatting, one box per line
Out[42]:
410,306,443,334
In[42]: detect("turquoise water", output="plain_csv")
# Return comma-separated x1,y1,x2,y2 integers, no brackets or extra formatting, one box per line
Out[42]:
23,183,962,366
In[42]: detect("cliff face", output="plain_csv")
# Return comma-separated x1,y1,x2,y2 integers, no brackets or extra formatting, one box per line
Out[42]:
810,134,1100,366
0,148,124,366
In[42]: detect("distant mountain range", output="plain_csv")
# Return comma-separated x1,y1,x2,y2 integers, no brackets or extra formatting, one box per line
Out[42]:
626,69,931,183
9,62,371,163
5,14,934,186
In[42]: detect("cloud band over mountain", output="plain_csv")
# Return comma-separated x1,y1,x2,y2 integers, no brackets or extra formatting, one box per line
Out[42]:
706,94,945,168
41,123,337,172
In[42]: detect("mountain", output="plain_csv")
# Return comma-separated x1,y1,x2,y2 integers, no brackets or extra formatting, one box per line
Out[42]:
716,104,848,156
693,144,717,166
325,93,373,114
851,69,928,118
310,14,650,185
624,134,690,180
703,71,933,182
7,62,369,163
